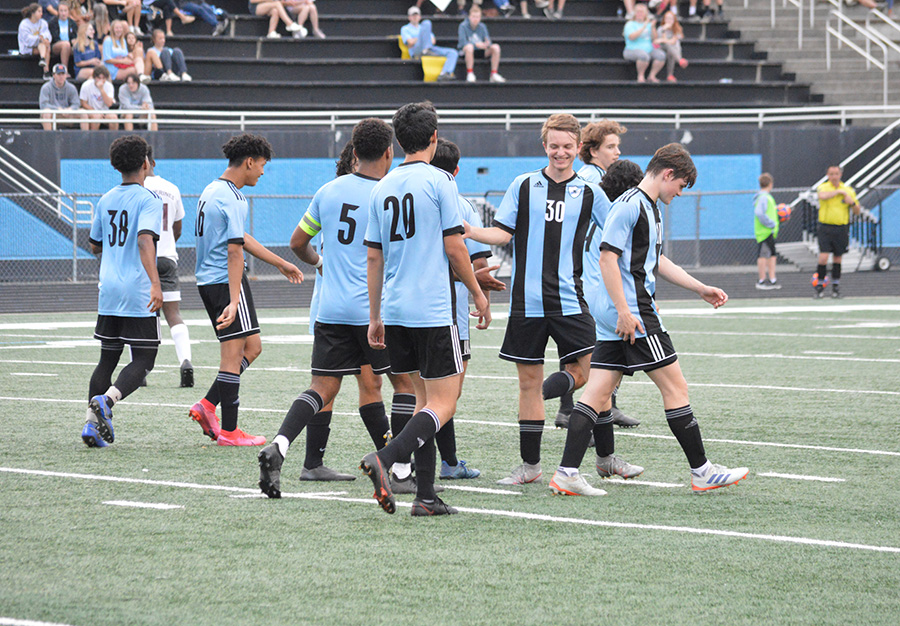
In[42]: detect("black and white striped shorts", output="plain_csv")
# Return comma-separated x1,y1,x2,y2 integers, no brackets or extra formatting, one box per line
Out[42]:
590,331,678,376
198,274,260,342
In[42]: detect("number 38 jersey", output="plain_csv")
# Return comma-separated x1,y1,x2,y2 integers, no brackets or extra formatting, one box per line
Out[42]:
364,161,463,328
88,182,162,317
298,172,379,326
493,169,611,318
194,178,247,287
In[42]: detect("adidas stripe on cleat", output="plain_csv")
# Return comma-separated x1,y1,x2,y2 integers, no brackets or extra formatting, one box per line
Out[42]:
691,464,749,492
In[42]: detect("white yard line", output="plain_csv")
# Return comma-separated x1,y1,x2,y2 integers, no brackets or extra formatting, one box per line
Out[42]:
0,619,77,626
441,485,521,495
757,473,846,483
3,466,897,554
10,373,58,377
102,500,184,510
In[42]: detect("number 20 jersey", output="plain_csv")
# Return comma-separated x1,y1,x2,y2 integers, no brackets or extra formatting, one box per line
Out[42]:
89,182,162,317
364,161,464,328
492,169,611,318
299,172,379,326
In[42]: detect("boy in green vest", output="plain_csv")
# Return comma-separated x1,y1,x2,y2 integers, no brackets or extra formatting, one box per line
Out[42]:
754,173,780,290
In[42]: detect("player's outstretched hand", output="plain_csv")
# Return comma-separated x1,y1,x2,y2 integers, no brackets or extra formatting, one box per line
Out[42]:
148,284,163,313
700,285,728,309
279,261,304,284
461,220,472,239
475,265,506,292
216,301,238,330
615,310,644,345
470,291,490,329
368,320,386,350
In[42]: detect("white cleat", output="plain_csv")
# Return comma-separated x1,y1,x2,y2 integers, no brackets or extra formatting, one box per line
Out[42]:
691,463,749,492
497,462,542,485
549,471,607,496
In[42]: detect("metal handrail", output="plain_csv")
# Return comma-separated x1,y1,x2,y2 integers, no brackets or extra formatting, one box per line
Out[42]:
776,0,804,48
0,144,78,224
826,10,889,106
865,8,900,50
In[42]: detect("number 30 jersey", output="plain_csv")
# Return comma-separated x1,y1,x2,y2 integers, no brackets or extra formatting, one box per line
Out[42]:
194,178,247,287
89,182,162,317
492,169,610,318
299,172,379,326
364,160,463,328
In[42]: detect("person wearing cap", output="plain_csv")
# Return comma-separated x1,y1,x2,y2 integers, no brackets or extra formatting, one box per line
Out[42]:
39,63,81,130
400,6,458,81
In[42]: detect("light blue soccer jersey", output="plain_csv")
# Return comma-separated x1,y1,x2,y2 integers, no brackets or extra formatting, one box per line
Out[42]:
194,178,247,286
89,183,163,317
300,173,379,326
596,187,667,341
455,196,491,340
364,161,463,327
577,163,606,319
492,169,610,318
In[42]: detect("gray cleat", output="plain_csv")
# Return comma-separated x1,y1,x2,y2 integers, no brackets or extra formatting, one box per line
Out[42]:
300,465,356,481
596,454,644,479
611,407,640,428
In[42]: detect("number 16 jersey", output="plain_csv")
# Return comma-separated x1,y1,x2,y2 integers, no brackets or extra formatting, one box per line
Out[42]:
364,160,464,328
194,178,247,287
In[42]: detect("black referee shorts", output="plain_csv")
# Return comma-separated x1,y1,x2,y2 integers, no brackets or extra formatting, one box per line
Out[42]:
817,223,849,256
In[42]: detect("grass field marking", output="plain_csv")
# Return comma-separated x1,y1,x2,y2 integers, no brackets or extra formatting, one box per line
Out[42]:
229,491,350,499
442,485,522,495
5,466,900,554
802,350,854,355
103,500,185,510
0,618,76,626
678,352,900,364
600,478,685,488
656,303,900,315
757,473,846,483
9,373,58,377
0,396,288,414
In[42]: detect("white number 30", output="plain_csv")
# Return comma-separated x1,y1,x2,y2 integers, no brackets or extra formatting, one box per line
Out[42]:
545,200,565,222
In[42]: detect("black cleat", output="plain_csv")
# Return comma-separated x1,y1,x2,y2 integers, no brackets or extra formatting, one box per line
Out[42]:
180,359,194,388
300,465,356,481
411,496,458,516
258,443,283,499
360,452,395,514
390,472,444,494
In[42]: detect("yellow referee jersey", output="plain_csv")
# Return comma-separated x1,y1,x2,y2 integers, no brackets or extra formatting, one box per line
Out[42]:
816,181,858,225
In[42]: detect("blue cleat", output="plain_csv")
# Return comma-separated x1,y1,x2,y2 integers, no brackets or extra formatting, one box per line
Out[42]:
88,395,115,444
440,459,481,479
81,420,108,448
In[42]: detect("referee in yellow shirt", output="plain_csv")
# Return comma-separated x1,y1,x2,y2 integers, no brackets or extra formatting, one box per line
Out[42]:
814,165,860,299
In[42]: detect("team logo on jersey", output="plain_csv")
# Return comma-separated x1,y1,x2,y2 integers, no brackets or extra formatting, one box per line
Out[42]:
567,185,583,198
533,180,544,188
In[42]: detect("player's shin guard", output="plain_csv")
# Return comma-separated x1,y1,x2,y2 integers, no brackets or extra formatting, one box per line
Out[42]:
216,371,242,432
560,403,602,468
435,417,457,466
542,370,575,400
378,409,440,468
303,410,332,469
413,435,437,500
832,262,841,285
519,419,545,465
359,401,390,450
112,346,157,399
204,357,249,407
390,392,416,464
89,341,124,399
665,405,708,469
593,410,615,457
276,390,325,446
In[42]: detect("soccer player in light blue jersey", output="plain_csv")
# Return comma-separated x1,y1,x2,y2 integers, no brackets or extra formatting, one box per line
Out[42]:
551,143,749,495
81,135,163,448
189,134,303,447
359,102,489,516
549,119,640,430
464,113,611,488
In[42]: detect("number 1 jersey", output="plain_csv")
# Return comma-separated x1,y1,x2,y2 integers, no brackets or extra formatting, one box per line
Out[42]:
89,182,162,317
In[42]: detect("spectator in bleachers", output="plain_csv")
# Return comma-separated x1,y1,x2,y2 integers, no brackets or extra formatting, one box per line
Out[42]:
48,0,77,70
458,5,505,83
100,0,141,34
248,0,306,39
69,0,93,25
73,21,103,80
654,9,687,82
124,30,149,80
93,2,111,38
285,0,325,38
102,19,141,80
39,63,82,129
40,0,60,17
19,3,52,78
622,2,665,83
687,0,721,21
621,0,636,19
176,0,231,36
145,28,191,80
401,6,458,81
118,73,157,130
79,64,117,130
540,0,563,19
145,0,196,37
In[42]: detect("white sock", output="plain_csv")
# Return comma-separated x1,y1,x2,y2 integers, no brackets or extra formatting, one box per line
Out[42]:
392,462,411,479
557,466,579,477
691,460,713,476
104,385,123,405
169,323,192,364
689,5,696,14
274,434,290,459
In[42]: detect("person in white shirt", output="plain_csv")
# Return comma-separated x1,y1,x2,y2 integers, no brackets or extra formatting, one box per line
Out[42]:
142,146,194,387
79,64,117,130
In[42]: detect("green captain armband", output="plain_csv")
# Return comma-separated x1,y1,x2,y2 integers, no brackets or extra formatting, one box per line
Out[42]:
299,211,321,237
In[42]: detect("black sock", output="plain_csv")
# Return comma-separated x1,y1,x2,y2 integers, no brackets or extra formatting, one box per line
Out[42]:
276,390,324,445
216,371,241,432
593,411,614,457
560,403,600,468
414,436,437,500
435,417,457,466
303,410,332,469
390,392,416,464
611,385,619,409
816,264,827,287
377,409,440,468
519,420,544,465
832,263,841,285
89,341,123,399
111,346,157,399
359,402,390,450
665,405,707,469
204,357,250,407
542,371,575,400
